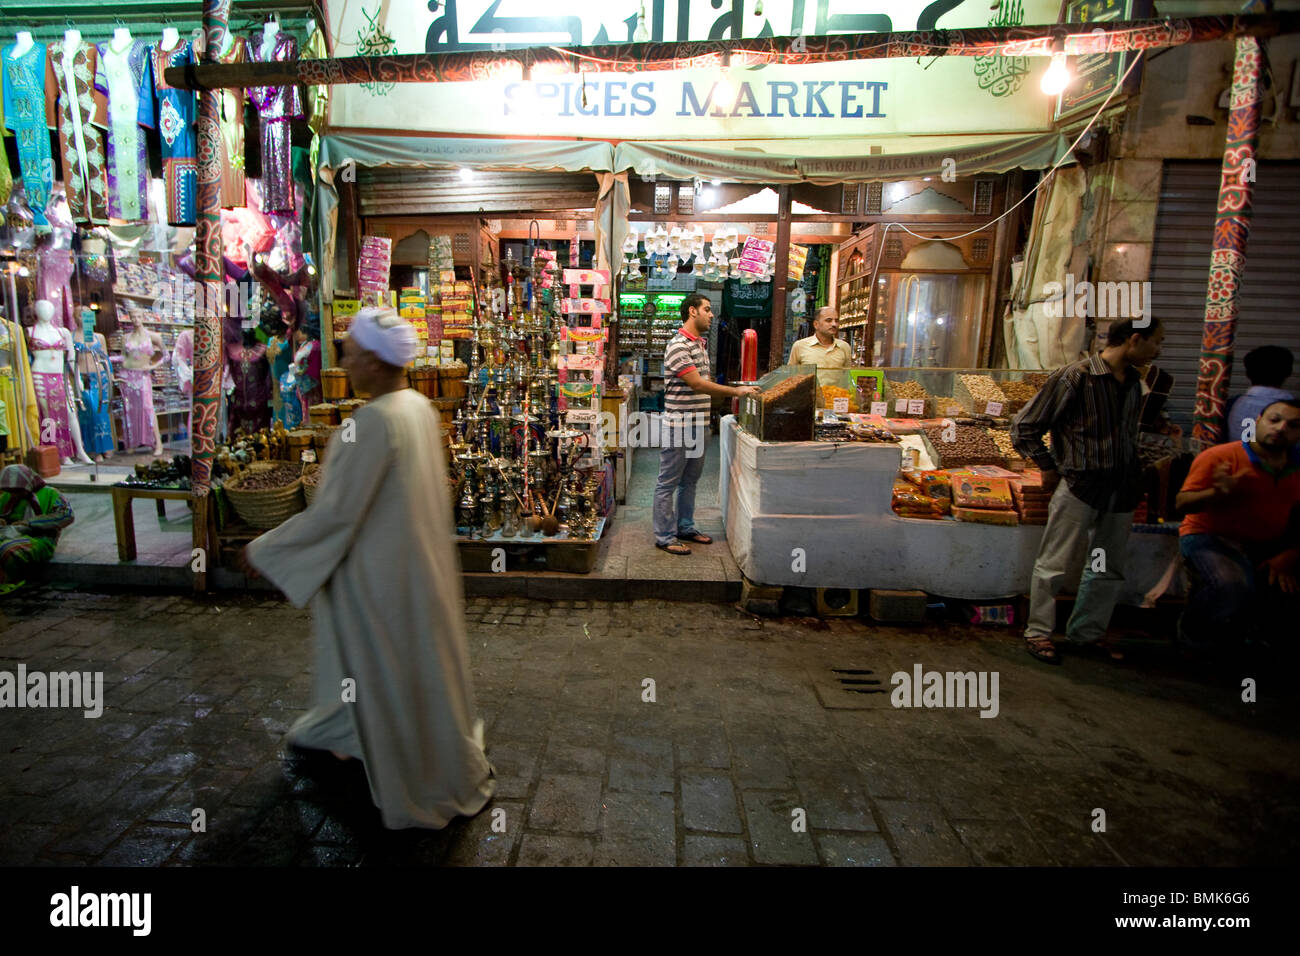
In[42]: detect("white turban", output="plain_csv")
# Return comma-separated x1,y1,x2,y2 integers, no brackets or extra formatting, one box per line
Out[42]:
348,307,418,367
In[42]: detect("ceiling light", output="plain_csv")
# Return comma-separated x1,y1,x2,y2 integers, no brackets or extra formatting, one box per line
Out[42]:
1041,52,1070,96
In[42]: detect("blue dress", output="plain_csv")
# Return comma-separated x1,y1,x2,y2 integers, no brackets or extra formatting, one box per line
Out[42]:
76,339,114,455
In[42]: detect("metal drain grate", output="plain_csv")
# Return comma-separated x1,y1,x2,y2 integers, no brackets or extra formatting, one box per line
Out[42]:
831,668,887,694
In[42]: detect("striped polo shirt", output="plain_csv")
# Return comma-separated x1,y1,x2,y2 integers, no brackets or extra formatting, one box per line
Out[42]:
663,326,711,429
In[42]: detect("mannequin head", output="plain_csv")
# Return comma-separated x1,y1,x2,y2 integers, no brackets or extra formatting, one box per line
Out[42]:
33,300,55,325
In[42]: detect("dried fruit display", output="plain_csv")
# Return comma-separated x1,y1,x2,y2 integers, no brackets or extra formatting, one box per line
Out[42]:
227,463,301,491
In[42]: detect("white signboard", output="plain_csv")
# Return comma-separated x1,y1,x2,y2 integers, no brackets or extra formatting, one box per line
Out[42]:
328,0,1058,138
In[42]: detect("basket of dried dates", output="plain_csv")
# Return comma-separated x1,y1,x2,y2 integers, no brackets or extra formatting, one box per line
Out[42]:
223,461,305,528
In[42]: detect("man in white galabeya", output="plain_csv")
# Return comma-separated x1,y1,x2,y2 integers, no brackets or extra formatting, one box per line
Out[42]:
654,293,759,555
242,307,494,829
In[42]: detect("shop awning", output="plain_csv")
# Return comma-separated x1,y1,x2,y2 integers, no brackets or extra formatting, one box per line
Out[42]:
613,132,1072,184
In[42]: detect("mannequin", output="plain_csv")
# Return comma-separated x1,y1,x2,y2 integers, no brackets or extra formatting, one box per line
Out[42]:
172,328,194,446
28,301,93,465
37,188,77,335
113,27,132,48
117,313,165,456
225,316,271,436
75,313,114,461
13,31,34,56
161,27,180,50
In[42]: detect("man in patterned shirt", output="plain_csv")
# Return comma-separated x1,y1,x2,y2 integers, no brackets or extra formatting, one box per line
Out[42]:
655,294,759,555
1011,316,1164,664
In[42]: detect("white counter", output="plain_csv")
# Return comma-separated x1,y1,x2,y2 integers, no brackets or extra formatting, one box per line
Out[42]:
719,416,1183,602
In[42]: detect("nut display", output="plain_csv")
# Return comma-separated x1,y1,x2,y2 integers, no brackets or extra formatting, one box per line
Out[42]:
958,374,1007,407
1024,372,1051,389
988,429,1021,460
890,379,928,400
819,385,857,410
923,423,1004,467
929,396,964,417
1000,380,1039,403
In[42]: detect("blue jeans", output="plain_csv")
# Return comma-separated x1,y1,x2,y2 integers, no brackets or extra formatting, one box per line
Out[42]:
654,442,706,546
1178,533,1275,647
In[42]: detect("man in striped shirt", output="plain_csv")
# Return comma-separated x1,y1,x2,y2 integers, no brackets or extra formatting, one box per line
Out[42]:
1010,316,1164,664
655,294,760,555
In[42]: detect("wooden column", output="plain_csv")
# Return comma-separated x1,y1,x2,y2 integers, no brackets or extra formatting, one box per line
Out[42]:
190,0,230,499
767,184,792,372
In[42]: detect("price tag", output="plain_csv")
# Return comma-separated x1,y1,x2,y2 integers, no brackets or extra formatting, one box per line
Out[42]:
870,401,888,417
946,404,962,416
833,397,850,414
986,401,1004,416
907,399,925,416
894,399,909,414
300,449,317,464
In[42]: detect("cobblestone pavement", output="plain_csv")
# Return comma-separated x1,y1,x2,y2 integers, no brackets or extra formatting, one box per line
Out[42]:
1,588,1297,866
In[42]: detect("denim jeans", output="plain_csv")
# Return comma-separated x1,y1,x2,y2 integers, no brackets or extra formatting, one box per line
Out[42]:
1178,533,1278,647
653,441,707,546
1024,482,1133,643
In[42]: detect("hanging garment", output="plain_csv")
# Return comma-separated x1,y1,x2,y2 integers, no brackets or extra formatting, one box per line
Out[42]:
212,36,247,208
227,341,271,435
46,41,110,225
248,32,303,215
94,37,153,222
152,39,197,225
266,334,291,426
302,25,329,180
0,320,40,453
36,190,78,335
0,79,11,203
29,363,74,460
76,339,114,455
1,43,56,227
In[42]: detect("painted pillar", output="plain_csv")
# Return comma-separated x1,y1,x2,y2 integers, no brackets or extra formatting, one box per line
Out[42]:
191,0,231,494
1191,36,1263,448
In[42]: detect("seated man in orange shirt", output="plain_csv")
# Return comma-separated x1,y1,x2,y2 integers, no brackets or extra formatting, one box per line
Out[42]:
1175,399,1300,650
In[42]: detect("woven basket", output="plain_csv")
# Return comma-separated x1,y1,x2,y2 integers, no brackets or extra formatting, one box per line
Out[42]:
302,464,321,505
224,462,305,529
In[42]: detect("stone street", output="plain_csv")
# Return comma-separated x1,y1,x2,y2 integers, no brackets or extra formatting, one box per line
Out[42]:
1,588,1296,866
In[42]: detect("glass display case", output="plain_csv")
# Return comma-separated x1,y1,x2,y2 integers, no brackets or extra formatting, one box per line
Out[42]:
738,364,817,442
837,225,995,369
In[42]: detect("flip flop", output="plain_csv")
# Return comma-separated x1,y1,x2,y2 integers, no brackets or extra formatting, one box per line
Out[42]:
677,532,713,544
656,542,692,555
0,580,25,597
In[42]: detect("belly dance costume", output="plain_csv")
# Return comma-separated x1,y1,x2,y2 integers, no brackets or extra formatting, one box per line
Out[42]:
119,339,158,449
76,339,114,455
28,338,75,459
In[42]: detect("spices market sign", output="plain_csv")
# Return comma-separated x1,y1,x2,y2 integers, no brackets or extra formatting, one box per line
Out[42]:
328,0,1060,138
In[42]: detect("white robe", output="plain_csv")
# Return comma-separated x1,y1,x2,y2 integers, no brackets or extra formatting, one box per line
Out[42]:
247,388,494,829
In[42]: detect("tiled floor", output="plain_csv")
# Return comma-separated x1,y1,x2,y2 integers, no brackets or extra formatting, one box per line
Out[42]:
1,589,1296,866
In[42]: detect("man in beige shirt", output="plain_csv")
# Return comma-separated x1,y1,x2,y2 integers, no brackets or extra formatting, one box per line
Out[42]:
788,307,854,387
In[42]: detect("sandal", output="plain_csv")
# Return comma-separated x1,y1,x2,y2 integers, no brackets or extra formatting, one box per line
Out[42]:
677,531,713,544
656,542,692,555
1095,637,1125,661
1025,635,1062,665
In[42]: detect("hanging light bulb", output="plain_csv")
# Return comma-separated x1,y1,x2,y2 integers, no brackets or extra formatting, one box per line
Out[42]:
633,3,650,43
1041,51,1070,96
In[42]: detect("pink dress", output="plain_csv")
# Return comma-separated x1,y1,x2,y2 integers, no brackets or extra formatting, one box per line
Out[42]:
28,337,74,459
119,337,157,449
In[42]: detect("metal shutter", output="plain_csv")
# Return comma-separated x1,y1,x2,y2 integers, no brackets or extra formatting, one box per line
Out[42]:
357,169,599,216
1148,160,1300,430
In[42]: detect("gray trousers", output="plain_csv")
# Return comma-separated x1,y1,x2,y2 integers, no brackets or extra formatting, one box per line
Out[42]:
1025,482,1133,643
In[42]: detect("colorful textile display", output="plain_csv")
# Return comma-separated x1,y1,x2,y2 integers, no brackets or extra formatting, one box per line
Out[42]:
94,37,154,221
1,42,55,227
75,339,114,455
30,368,74,459
152,39,197,225
247,31,303,215
46,40,110,225
118,366,157,449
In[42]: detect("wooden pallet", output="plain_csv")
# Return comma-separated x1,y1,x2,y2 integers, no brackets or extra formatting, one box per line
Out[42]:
457,517,607,574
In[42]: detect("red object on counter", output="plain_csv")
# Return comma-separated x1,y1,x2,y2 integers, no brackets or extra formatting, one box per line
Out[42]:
741,329,758,382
